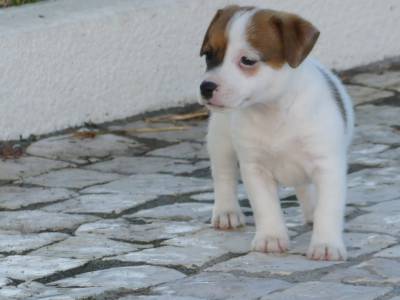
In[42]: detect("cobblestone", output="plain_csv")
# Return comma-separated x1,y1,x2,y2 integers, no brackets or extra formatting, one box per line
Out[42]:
207,252,341,276
153,272,291,300
0,186,76,210
0,211,97,233
50,266,185,295
75,219,206,243
26,133,147,164
0,157,72,181
260,281,391,300
0,231,69,254
23,168,122,189
322,258,400,285
30,235,144,259
0,66,399,299
42,193,154,215
146,142,208,160
0,255,87,281
346,84,394,106
350,70,400,91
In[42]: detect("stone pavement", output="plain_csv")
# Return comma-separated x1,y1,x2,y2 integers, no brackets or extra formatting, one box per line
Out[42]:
0,65,399,300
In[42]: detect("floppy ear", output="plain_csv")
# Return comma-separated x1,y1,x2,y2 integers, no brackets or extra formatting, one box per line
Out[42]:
272,14,320,68
200,9,222,56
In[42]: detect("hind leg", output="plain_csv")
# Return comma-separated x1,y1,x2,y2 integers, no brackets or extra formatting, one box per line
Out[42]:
295,184,316,224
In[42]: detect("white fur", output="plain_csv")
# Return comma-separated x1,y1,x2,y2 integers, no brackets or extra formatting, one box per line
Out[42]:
200,10,354,261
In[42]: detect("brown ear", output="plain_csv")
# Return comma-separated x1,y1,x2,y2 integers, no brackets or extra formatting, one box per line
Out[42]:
200,5,246,57
200,9,223,56
272,14,320,68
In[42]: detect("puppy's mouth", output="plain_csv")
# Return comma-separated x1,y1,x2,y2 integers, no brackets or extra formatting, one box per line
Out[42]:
205,97,251,112
206,103,224,108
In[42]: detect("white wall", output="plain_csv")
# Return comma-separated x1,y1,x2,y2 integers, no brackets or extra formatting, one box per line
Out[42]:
0,0,399,140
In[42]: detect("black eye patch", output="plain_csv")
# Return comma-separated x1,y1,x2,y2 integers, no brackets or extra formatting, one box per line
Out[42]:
204,51,222,70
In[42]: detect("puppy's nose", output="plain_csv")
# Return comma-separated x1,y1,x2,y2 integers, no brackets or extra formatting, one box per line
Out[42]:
200,81,218,100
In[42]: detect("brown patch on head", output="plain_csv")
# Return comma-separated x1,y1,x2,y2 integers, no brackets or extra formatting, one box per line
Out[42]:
200,5,254,70
247,10,320,69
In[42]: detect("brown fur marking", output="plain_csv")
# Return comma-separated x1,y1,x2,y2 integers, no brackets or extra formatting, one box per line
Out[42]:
247,9,320,69
200,6,253,69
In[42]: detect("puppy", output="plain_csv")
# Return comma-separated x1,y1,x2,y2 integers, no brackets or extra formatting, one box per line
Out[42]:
198,6,354,261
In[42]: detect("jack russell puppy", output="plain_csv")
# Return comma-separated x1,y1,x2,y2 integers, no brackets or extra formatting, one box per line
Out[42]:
199,6,354,261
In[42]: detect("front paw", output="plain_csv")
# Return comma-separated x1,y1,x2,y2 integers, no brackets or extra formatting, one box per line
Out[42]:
251,233,289,253
212,210,245,230
307,240,347,261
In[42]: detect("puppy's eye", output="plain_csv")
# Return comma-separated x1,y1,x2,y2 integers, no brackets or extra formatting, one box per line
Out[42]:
205,52,213,62
204,51,220,70
240,56,257,66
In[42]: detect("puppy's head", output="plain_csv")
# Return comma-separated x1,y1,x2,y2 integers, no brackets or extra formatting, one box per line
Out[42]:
198,6,320,110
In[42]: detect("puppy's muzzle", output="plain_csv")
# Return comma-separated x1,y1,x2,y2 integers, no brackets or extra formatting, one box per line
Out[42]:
200,81,218,101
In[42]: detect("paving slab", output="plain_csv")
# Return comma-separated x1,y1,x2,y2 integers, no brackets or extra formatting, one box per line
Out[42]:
355,124,400,145
348,166,400,188
207,252,341,276
127,202,214,222
348,142,392,167
0,211,97,233
27,133,147,163
0,231,69,254
42,193,154,215
0,276,11,288
355,105,400,127
346,84,394,106
0,186,76,210
164,227,256,254
376,146,400,162
50,266,185,290
374,244,400,258
86,156,207,175
322,258,400,285
0,282,62,300
147,142,208,160
76,218,206,243
351,70,400,91
365,198,400,214
109,245,227,269
260,281,390,300
347,184,400,206
346,211,400,236
121,296,205,300
0,156,71,181
290,232,397,258
153,272,291,300
82,174,212,196
0,255,87,281
31,235,144,259
23,168,122,189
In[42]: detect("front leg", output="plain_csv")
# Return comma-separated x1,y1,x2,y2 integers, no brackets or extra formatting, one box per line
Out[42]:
308,159,347,261
208,113,245,230
240,163,289,253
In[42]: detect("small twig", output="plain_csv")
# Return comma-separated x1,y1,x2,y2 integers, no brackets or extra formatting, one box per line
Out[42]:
145,110,209,123
120,126,191,133
71,126,190,139
73,131,97,139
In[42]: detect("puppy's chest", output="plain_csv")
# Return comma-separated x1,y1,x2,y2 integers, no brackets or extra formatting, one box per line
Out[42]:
231,114,315,186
